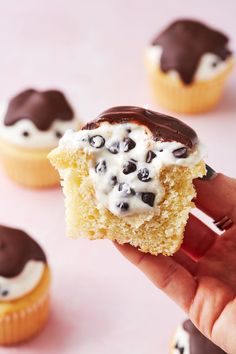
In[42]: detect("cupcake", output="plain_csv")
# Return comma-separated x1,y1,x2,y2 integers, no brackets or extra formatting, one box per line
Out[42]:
0,89,79,188
171,319,226,354
0,225,50,345
49,106,205,256
146,19,234,114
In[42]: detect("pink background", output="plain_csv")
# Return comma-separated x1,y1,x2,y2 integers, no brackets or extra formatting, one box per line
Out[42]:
0,1,235,353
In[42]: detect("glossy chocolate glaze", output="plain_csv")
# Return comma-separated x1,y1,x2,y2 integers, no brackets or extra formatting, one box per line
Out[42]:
0,225,46,278
183,320,226,354
83,106,198,148
151,19,232,84
4,89,74,131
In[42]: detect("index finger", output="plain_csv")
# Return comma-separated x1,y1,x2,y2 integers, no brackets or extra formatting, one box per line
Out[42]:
194,170,236,227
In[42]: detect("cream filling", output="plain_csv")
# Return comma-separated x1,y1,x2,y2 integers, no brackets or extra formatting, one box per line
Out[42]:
0,260,45,301
0,102,79,149
147,45,231,82
59,122,205,217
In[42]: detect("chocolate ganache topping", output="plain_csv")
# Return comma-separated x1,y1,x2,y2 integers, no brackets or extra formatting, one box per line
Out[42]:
151,19,232,84
183,320,226,354
4,89,74,131
0,225,46,278
83,106,198,148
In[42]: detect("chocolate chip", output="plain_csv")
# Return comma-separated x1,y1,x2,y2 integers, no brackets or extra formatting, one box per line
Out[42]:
123,137,136,152
110,176,118,186
137,168,151,182
118,183,135,196
107,141,120,154
175,342,184,354
141,193,155,207
89,135,105,148
1,289,9,297
95,160,107,174
146,150,156,163
22,131,30,137
173,147,188,158
212,61,218,68
122,161,137,175
116,202,129,211
55,131,63,139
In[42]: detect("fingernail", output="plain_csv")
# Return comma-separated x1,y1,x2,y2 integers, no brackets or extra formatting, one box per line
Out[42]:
200,164,217,181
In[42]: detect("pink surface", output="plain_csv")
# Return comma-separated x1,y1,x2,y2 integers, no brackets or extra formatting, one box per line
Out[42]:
0,1,235,353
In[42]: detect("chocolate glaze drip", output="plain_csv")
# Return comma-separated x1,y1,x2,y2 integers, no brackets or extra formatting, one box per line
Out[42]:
83,106,198,148
4,89,74,131
151,19,232,84
0,225,46,278
183,320,226,354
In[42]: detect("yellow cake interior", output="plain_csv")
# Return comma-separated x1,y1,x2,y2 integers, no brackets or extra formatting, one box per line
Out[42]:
49,147,205,256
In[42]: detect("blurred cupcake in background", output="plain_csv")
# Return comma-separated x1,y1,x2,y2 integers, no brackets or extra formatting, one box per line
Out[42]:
146,19,234,114
0,89,79,188
0,225,50,345
171,319,226,353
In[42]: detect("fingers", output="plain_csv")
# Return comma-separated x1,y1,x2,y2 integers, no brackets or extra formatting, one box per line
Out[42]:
194,172,236,225
182,214,217,260
114,242,197,312
173,249,197,275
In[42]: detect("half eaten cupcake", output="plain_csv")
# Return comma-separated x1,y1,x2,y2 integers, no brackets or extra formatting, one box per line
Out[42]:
0,225,50,345
49,106,206,256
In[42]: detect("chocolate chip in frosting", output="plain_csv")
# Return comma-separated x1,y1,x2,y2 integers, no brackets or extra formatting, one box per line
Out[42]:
146,150,157,163
173,147,188,158
123,137,136,152
55,131,63,139
175,342,184,354
212,60,220,68
22,131,30,137
110,176,118,186
137,168,151,182
118,183,135,196
89,135,105,148
1,289,9,297
122,161,137,175
107,141,120,154
116,201,129,211
95,160,107,174
141,192,155,207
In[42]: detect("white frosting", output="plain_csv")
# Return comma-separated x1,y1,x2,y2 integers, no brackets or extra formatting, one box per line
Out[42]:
0,102,79,149
173,324,190,354
0,260,45,301
59,122,205,217
147,45,231,82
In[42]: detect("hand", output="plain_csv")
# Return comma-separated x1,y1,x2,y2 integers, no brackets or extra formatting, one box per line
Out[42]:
114,171,236,354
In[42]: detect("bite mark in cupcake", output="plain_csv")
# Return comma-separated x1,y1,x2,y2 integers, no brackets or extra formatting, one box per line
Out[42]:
53,106,204,217
49,106,206,255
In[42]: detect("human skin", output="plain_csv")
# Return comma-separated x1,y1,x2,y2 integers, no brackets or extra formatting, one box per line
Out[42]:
114,172,236,353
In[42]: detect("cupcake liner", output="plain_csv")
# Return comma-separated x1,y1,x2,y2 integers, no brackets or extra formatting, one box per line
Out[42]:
0,293,50,345
0,139,59,188
146,57,234,114
0,267,50,345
